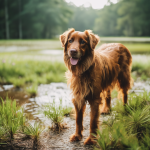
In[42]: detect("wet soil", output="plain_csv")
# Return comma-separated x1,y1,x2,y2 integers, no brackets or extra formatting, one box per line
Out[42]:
0,81,150,150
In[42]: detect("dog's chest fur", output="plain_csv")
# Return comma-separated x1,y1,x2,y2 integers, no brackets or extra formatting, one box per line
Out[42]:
66,67,95,108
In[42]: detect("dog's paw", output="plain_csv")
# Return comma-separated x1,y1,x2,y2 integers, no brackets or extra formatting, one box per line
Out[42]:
70,134,82,141
84,137,96,145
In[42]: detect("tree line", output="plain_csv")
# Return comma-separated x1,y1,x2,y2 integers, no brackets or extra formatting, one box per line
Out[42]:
0,0,150,39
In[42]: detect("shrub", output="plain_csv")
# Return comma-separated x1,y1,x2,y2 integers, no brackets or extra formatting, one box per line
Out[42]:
43,99,64,130
0,97,25,141
43,99,72,130
23,122,44,150
25,84,38,97
95,92,150,150
23,122,44,139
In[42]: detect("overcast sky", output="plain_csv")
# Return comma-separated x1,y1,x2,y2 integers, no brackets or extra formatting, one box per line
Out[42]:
65,0,118,9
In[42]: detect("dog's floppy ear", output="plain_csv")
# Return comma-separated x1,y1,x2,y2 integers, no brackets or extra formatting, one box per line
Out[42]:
84,30,100,50
60,28,75,47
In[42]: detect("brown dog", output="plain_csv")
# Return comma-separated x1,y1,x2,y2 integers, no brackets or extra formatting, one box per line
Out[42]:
60,28,133,145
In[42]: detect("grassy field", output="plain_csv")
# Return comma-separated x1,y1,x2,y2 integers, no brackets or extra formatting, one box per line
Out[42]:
0,52,149,91
0,59,66,86
0,37,150,54
0,39,62,50
0,38,150,149
95,92,150,150
0,38,150,91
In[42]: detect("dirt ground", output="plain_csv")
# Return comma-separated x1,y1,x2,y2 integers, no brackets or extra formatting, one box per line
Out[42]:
0,104,106,150
38,105,99,150
1,81,150,150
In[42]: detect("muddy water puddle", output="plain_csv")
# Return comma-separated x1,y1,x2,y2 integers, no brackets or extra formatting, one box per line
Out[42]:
0,83,73,126
0,81,150,127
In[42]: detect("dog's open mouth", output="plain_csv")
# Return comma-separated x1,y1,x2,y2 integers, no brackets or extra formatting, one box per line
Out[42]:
70,57,79,65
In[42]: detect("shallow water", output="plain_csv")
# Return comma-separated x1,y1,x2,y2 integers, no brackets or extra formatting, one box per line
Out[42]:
0,81,150,126
0,46,28,52
39,50,63,55
0,83,73,126
132,54,150,63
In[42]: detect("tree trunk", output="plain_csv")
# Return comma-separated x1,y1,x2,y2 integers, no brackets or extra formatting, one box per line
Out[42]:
18,0,22,39
5,0,9,39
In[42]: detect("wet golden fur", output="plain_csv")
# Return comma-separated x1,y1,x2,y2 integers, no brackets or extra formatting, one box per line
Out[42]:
60,28,133,145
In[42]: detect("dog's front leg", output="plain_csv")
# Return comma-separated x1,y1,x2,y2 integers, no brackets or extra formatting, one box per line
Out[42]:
84,100,100,145
70,100,86,142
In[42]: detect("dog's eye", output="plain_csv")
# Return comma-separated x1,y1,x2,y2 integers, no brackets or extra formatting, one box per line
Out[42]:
80,40,85,44
69,39,73,43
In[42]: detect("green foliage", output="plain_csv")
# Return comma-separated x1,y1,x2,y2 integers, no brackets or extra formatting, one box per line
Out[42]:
0,0,72,39
43,99,64,128
111,89,118,99
123,43,150,54
62,106,72,116
94,3,120,36
132,61,150,80
0,59,67,86
25,84,38,97
43,99,72,129
23,122,44,140
95,92,150,150
94,0,150,36
1,0,150,38
68,5,98,31
0,97,25,141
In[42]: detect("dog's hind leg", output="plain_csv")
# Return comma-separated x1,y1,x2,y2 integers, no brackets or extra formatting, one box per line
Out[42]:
122,90,127,104
70,100,86,142
118,69,132,105
100,90,111,114
84,100,100,145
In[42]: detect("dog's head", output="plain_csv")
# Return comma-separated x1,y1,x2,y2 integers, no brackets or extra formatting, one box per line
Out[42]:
60,28,100,75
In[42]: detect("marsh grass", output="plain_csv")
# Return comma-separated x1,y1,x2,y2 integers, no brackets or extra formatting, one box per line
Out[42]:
43,99,72,131
95,92,150,150
0,97,25,143
123,43,150,54
0,39,62,50
23,122,44,149
25,84,38,97
132,61,150,80
0,59,67,87
0,97,46,149
1,39,150,54
111,89,118,99
62,106,73,116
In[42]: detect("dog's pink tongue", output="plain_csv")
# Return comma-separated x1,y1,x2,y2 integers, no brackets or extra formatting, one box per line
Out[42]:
70,57,79,65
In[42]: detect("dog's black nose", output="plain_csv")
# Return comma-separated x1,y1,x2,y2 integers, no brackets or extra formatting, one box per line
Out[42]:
70,49,77,56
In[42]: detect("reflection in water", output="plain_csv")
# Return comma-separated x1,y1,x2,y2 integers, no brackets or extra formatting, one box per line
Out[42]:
0,83,72,126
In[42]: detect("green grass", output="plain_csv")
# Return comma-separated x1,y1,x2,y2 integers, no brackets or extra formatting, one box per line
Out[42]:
111,89,118,99
132,61,150,80
95,92,150,150
43,99,72,130
0,97,25,142
0,59,67,87
23,122,44,149
97,42,150,54
0,97,45,149
123,43,150,54
0,49,149,89
25,84,38,97
62,106,73,116
1,38,150,54
23,122,44,139
0,39,150,90
0,39,62,50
